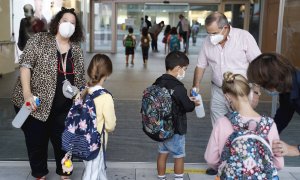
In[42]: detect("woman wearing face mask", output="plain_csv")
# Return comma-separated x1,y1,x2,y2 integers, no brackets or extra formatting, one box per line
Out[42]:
247,52,300,158
12,7,85,180
247,53,299,134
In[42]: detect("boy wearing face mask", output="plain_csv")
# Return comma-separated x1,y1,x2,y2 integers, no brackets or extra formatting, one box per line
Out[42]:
153,51,197,180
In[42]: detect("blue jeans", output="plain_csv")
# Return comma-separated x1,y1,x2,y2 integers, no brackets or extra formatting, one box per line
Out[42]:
158,134,185,158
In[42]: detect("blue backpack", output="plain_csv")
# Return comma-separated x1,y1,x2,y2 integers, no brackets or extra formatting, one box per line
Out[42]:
169,35,180,52
62,88,110,161
141,85,175,142
218,111,278,179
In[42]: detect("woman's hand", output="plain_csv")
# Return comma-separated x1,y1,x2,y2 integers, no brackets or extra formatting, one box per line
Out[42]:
272,140,300,157
24,93,37,111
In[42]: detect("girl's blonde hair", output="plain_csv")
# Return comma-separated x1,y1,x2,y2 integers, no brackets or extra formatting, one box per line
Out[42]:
222,72,250,98
81,54,112,99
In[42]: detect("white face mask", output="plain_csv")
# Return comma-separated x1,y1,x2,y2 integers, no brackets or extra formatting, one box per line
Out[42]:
177,69,185,81
210,27,225,45
263,88,279,96
59,22,75,38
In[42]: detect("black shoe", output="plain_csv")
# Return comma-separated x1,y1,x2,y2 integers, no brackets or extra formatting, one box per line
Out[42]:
206,167,218,175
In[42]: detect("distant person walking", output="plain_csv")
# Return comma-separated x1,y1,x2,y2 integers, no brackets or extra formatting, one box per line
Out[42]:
123,27,136,66
177,14,190,54
162,25,171,54
18,4,47,51
148,21,164,52
145,15,152,29
140,27,151,64
167,27,182,53
191,20,200,46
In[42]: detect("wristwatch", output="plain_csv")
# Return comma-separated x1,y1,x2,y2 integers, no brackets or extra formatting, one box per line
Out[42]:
298,145,300,155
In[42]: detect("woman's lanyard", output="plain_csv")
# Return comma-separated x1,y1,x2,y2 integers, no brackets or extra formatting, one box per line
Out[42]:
56,39,69,80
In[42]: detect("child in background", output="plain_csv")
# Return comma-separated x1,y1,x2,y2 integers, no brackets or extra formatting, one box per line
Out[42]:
205,72,284,179
167,27,182,53
82,54,117,180
163,25,171,54
140,27,151,64
123,27,136,65
154,51,197,180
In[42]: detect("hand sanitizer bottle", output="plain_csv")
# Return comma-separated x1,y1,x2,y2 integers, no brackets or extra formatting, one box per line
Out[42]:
191,88,205,118
12,96,40,128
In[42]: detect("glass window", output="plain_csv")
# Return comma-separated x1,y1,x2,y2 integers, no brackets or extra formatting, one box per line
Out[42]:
225,4,245,29
94,3,112,51
116,4,144,53
249,0,261,42
189,5,218,54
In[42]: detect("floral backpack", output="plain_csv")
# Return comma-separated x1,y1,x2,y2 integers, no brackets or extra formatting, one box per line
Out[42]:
62,88,110,161
141,84,175,142
217,111,278,180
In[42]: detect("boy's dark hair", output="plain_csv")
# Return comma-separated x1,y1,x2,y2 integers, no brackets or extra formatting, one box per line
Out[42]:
49,7,84,42
165,51,189,71
142,27,148,36
170,27,177,35
247,52,296,93
128,27,133,33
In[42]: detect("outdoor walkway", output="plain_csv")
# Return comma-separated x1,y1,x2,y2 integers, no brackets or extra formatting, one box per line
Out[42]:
0,51,300,179
1,161,300,180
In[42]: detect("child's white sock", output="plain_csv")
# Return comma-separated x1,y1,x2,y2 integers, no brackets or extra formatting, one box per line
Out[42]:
174,174,183,180
158,175,167,180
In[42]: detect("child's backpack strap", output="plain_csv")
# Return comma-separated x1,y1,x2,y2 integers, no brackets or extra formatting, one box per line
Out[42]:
225,112,274,137
225,111,243,131
91,88,112,99
255,115,274,137
89,88,111,169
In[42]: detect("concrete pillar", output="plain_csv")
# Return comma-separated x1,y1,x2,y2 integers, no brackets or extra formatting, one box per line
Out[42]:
0,0,18,75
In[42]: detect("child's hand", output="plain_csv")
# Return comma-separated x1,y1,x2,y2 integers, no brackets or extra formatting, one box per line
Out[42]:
189,97,200,106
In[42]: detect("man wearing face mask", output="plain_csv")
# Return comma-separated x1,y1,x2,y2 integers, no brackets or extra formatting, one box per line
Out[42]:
192,12,261,175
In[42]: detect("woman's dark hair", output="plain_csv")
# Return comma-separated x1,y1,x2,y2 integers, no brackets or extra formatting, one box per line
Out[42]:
247,52,296,93
49,7,84,42
170,27,177,35
81,54,112,99
164,25,171,36
165,51,189,71
142,27,148,36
